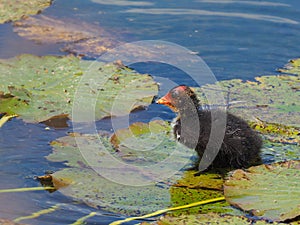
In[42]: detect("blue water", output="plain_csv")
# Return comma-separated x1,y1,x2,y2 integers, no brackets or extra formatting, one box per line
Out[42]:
0,0,300,224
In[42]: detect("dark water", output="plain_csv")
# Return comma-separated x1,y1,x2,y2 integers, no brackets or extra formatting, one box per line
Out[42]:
1,0,300,224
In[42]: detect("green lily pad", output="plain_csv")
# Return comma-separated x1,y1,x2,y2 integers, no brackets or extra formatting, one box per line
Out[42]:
194,76,300,127
47,121,247,216
0,0,52,24
52,167,172,215
169,171,234,216
0,54,158,123
224,160,300,222
140,213,287,225
48,120,192,167
109,120,186,166
170,186,229,216
193,59,300,127
47,120,196,215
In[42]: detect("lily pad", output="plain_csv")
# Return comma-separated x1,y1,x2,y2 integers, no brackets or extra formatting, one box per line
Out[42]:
0,54,158,123
173,171,224,191
0,0,52,24
224,160,300,222
168,171,233,216
194,76,300,127
170,186,229,216
46,121,241,216
193,59,300,127
14,15,119,57
47,120,196,215
140,213,287,225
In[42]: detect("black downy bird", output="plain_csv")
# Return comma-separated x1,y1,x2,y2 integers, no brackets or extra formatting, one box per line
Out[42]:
157,85,262,173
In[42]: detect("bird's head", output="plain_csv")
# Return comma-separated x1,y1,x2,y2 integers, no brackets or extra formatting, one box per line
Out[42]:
156,85,199,112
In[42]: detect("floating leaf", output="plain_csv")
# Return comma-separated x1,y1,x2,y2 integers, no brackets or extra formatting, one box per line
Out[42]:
47,121,239,216
14,15,119,57
140,213,287,225
193,59,300,127
51,167,172,215
0,0,52,24
169,171,232,216
192,61,300,164
224,160,300,222
170,186,229,216
47,120,195,215
195,77,300,127
0,54,158,123
173,170,224,191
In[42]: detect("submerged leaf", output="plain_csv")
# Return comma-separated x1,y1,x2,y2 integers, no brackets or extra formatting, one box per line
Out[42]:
0,218,29,225
0,54,158,123
224,160,300,222
13,15,119,57
13,16,167,59
0,0,52,24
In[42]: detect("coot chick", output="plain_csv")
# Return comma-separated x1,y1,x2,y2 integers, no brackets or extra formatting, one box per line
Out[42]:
157,85,262,172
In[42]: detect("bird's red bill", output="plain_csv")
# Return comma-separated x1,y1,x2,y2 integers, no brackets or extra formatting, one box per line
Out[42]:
157,93,177,111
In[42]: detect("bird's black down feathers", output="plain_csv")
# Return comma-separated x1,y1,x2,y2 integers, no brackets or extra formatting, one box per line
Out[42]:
164,85,262,170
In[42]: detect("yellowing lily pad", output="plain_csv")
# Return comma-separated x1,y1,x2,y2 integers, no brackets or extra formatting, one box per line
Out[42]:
0,54,158,123
0,0,52,24
250,120,300,145
224,160,300,222
173,171,224,191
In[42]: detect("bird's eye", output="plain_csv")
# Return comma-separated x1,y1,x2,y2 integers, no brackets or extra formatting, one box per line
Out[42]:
171,90,178,98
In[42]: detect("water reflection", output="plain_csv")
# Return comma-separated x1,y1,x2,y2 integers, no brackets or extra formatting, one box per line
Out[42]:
124,8,298,24
196,0,290,7
91,0,153,6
